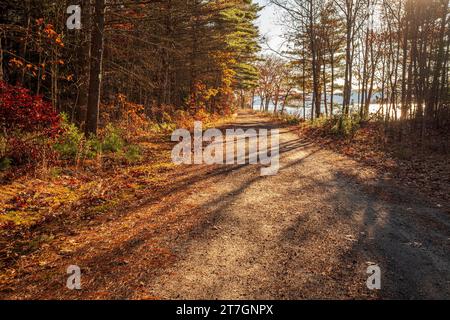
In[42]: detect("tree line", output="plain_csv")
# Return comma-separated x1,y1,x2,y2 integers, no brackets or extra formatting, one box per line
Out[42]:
1,0,261,136
257,0,449,140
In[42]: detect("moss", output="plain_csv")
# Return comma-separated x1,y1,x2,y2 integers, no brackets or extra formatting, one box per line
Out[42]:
0,210,43,226
0,181,79,227
88,201,118,215
0,157,12,171
49,167,63,178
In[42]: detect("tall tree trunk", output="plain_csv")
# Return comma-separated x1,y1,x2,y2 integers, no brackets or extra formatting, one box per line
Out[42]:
429,0,449,122
273,86,280,113
323,62,328,116
265,93,271,111
343,16,352,116
85,0,106,136
251,89,255,110
189,0,200,96
281,88,292,114
361,26,370,119
163,0,173,105
0,33,3,82
330,50,335,116
400,0,411,120
309,0,321,119
302,57,307,119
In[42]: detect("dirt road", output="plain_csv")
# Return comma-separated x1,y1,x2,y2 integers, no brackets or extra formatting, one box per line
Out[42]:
1,111,449,299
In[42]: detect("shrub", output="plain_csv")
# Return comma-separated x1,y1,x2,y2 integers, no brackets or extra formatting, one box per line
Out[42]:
0,81,60,137
102,124,124,153
310,116,331,128
173,110,192,129
55,116,137,163
194,108,210,122
281,114,302,125
54,113,85,160
3,134,57,167
332,114,360,137
0,81,61,167
54,114,104,161
124,145,142,163
85,135,103,159
112,94,149,141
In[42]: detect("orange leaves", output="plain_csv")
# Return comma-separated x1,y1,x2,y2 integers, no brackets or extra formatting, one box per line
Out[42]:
117,93,127,104
209,51,236,104
7,57,67,80
9,59,40,78
8,58,24,68
55,37,64,47
8,18,69,83
44,23,57,37
187,81,220,113
101,93,149,141
43,23,64,47
35,19,65,48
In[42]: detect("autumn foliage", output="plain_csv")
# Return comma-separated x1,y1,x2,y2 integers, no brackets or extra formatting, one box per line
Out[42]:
0,81,60,135
0,81,61,166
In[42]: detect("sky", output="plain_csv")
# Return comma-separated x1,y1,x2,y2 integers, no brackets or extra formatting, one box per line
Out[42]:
255,0,286,54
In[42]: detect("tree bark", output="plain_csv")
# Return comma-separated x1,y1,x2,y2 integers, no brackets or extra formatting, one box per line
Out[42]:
0,33,3,82
85,0,106,136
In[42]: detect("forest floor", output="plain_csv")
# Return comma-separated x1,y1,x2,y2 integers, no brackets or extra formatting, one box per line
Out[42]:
1,110,449,299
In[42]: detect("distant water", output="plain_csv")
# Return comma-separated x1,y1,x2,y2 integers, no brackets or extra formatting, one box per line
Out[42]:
251,93,401,119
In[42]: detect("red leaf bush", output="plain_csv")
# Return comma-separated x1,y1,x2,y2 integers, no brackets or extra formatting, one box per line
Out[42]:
0,81,60,135
0,81,61,167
